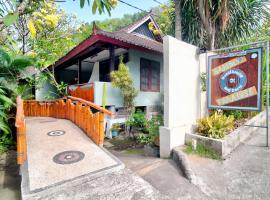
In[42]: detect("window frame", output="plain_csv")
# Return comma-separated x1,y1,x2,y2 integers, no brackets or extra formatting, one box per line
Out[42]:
140,58,160,92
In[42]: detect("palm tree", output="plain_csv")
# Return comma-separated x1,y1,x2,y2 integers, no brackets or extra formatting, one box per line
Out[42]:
178,0,270,49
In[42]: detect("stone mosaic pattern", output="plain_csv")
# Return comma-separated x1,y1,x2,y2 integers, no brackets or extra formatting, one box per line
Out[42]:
53,151,85,165
47,130,65,136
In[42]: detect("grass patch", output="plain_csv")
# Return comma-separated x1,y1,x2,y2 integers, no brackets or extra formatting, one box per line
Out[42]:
126,148,144,155
184,142,222,160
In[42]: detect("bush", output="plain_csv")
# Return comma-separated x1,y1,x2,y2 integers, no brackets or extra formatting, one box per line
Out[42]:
136,114,164,145
223,110,244,120
111,57,138,112
197,112,234,139
126,110,147,130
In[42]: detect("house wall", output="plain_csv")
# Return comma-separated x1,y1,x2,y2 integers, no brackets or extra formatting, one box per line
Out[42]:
128,49,163,107
89,62,99,82
90,49,164,108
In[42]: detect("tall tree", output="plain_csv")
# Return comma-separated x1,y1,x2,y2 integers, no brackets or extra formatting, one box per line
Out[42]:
174,0,181,40
166,0,269,49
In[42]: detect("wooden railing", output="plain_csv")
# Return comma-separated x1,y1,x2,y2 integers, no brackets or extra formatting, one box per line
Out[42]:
15,96,27,165
23,96,114,146
68,83,94,102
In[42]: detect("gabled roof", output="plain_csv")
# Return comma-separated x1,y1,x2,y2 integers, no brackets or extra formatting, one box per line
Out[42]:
53,13,163,68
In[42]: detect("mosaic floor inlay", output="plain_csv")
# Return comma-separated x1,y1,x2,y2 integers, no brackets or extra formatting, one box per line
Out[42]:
47,130,65,136
53,151,85,165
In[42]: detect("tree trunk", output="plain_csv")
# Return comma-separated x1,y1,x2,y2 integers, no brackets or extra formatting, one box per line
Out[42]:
174,0,182,40
208,23,216,50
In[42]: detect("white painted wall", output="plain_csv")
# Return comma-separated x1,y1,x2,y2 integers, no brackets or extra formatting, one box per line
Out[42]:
199,53,209,118
89,62,99,82
160,36,201,157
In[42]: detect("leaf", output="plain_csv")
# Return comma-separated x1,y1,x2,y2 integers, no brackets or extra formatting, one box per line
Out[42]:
92,0,98,14
11,56,33,71
3,12,19,26
80,0,85,8
27,19,37,38
0,48,11,68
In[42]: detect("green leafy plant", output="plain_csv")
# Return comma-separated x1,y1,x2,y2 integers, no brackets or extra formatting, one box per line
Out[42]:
184,142,222,160
126,110,147,130
111,56,138,113
137,133,154,145
136,114,164,145
200,72,207,92
197,112,234,139
223,110,244,120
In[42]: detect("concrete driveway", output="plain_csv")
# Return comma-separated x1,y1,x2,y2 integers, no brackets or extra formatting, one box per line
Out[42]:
187,129,270,200
110,149,208,200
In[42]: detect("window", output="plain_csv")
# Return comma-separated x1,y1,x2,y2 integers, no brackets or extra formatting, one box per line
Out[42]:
140,58,160,92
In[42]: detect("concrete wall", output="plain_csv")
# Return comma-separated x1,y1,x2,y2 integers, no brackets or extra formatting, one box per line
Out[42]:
128,49,163,107
89,62,99,82
160,36,201,157
94,82,123,107
199,53,209,118
89,49,164,108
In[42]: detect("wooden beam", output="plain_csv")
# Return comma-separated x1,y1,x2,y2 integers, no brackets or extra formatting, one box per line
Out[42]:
109,45,115,73
78,59,82,84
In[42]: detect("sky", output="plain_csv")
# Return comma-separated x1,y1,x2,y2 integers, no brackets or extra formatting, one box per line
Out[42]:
57,0,168,23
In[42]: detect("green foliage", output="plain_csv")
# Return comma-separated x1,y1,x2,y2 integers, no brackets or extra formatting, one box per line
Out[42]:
126,110,147,129
184,142,222,160
146,114,164,136
0,48,38,152
80,0,117,15
0,87,13,153
136,114,164,145
137,133,154,145
223,110,244,120
111,57,138,112
170,0,270,48
197,112,234,139
200,72,207,92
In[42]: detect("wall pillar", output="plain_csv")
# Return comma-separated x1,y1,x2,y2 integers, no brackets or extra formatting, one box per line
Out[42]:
160,36,200,158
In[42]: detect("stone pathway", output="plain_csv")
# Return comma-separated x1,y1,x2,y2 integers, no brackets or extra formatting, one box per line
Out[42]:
21,117,170,200
187,129,270,200
110,149,209,200
0,150,21,200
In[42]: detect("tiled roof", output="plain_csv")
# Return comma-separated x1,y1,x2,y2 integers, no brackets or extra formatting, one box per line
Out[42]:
94,28,163,53
53,13,163,68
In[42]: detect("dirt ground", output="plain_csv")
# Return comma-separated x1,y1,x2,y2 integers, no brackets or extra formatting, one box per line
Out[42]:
0,150,21,200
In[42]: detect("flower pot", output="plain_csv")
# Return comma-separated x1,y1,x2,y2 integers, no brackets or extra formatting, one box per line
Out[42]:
111,130,119,137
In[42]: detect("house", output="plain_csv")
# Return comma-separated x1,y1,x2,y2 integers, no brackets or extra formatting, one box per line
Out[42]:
36,13,164,137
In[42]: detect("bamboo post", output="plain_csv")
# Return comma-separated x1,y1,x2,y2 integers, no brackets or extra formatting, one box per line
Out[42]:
15,96,26,165
99,112,104,145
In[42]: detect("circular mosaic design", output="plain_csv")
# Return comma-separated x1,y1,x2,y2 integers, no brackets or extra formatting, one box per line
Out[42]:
53,151,85,165
47,130,66,136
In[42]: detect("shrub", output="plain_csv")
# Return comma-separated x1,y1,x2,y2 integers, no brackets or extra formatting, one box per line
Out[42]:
126,110,147,130
223,110,244,120
111,57,138,113
197,112,234,139
137,114,164,145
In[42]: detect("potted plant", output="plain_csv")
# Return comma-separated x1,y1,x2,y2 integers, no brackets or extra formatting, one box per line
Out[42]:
110,123,121,137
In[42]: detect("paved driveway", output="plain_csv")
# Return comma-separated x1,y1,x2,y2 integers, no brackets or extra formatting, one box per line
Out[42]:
188,129,270,200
